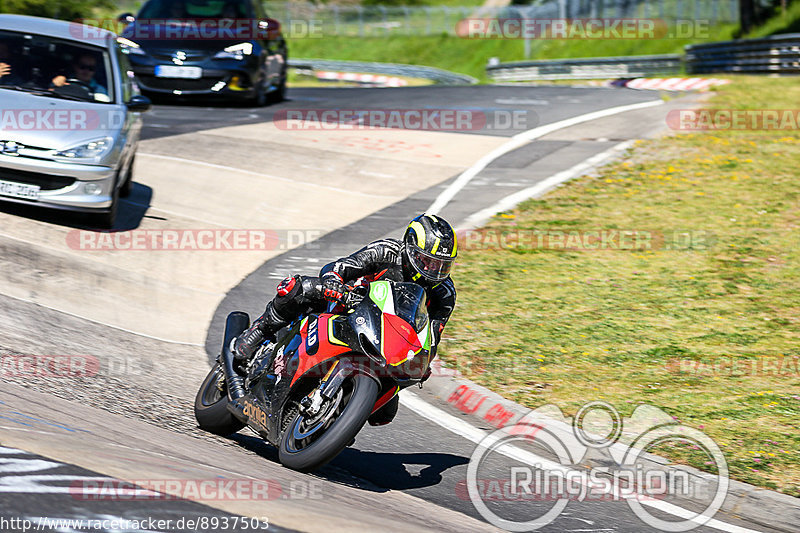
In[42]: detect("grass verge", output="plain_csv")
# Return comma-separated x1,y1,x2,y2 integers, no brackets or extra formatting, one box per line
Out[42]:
441,75,800,496
287,28,737,82
287,4,800,81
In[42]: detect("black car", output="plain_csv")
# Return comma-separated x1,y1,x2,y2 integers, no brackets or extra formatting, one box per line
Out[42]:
118,0,287,105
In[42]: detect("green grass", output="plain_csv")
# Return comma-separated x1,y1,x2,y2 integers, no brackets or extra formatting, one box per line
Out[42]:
440,76,800,496
288,24,739,81
745,0,800,37
287,2,800,81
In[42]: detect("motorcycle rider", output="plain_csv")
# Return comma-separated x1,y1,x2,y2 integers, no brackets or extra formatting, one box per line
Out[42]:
232,213,458,373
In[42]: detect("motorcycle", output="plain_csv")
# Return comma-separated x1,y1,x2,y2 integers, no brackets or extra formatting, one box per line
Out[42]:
194,280,435,472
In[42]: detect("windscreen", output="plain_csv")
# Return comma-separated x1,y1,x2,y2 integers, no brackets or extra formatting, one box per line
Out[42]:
392,282,428,333
139,0,253,19
0,30,113,103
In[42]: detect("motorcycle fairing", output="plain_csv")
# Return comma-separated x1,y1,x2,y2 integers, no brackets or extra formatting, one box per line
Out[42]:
290,313,351,387
241,280,436,444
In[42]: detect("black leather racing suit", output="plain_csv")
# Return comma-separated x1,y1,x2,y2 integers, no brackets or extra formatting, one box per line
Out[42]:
270,238,457,338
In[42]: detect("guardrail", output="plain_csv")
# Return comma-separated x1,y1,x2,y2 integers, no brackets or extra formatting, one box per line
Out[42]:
486,34,800,81
486,54,682,81
685,33,800,74
289,58,477,85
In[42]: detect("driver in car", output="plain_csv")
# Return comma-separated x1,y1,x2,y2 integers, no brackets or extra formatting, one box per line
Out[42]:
233,213,459,391
51,52,107,97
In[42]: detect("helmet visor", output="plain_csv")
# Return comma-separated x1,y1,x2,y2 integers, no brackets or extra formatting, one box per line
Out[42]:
407,246,454,282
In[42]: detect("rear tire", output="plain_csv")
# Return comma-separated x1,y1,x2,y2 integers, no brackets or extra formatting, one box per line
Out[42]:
193,311,250,436
278,374,378,472
193,362,245,435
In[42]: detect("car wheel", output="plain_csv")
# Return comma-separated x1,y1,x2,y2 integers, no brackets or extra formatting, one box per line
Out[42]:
89,180,118,229
250,76,267,107
119,156,134,198
269,67,287,104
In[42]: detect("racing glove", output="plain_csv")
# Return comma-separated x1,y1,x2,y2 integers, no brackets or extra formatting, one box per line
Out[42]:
321,272,345,302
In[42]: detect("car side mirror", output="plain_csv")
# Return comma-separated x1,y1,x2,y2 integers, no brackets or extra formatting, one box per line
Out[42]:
118,13,136,25
127,94,151,112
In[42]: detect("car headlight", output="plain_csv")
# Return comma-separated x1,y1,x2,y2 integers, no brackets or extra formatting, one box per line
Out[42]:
53,137,114,163
117,37,146,55
214,42,253,60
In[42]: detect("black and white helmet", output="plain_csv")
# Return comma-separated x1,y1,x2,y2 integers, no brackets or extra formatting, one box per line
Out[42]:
402,213,457,284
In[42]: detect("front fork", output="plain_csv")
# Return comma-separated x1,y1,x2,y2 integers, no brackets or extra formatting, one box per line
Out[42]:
299,359,355,417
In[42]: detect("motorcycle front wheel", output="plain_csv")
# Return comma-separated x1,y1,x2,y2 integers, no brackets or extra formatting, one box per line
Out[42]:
279,374,378,472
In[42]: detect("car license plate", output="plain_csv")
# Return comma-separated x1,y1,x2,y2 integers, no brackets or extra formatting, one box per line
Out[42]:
0,179,39,200
154,65,203,79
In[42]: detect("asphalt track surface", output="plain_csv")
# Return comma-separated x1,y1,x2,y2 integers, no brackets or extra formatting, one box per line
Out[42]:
0,446,297,533
0,85,789,532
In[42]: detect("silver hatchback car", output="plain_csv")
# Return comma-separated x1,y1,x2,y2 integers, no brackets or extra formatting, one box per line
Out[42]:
0,15,151,228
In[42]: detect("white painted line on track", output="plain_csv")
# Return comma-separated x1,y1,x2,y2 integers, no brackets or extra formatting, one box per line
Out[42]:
460,140,634,230
139,153,399,199
400,392,765,533
426,99,664,215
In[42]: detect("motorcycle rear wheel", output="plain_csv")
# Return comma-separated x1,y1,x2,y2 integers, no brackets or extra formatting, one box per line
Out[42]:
194,362,246,436
279,374,378,472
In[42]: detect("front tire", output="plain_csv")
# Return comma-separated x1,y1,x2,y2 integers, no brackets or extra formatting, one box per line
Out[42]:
119,156,134,198
89,181,118,229
269,68,286,104
194,362,246,435
279,374,378,472
249,76,267,107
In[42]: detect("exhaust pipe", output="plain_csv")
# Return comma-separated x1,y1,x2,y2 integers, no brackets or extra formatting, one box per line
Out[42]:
221,312,249,420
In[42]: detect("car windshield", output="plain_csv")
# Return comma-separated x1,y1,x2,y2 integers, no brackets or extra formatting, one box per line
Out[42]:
0,30,113,103
138,0,253,19
392,282,428,333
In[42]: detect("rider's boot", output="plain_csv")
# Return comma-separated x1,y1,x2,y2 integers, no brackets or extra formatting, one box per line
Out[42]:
232,301,289,366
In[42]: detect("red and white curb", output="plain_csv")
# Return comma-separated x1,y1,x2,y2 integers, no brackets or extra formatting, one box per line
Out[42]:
625,77,731,91
315,71,409,87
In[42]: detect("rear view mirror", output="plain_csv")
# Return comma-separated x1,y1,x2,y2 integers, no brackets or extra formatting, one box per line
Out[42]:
127,94,151,112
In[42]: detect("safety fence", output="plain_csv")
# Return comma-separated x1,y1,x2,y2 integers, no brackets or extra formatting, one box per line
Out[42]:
486,33,800,81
